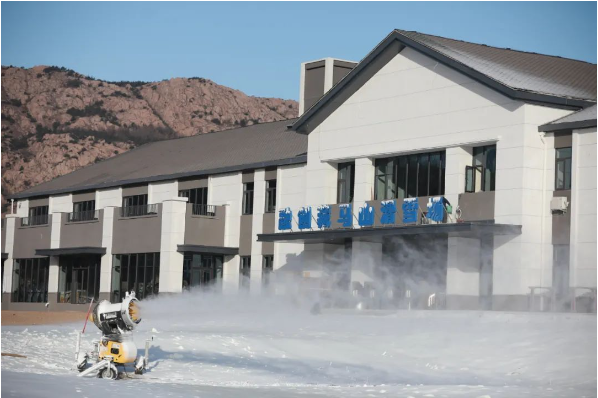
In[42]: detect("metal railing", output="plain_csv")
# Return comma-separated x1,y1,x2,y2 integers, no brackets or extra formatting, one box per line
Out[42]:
120,204,158,218
68,210,99,222
21,214,49,227
192,204,216,217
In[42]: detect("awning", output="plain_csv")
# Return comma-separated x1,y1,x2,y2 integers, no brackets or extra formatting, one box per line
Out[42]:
258,222,521,243
35,247,106,256
177,244,239,256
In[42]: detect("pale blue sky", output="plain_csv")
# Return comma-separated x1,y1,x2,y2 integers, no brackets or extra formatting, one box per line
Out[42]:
2,2,596,100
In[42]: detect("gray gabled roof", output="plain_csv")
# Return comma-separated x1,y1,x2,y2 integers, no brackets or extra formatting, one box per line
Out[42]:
539,104,597,132
292,29,597,133
11,119,307,199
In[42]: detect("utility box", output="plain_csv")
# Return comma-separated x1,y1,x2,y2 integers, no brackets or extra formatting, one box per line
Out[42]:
550,196,569,213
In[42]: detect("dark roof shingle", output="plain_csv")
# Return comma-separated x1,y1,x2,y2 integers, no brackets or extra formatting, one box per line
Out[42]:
12,119,306,199
539,104,597,132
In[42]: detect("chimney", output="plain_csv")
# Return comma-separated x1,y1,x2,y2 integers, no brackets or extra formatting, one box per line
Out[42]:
299,57,357,115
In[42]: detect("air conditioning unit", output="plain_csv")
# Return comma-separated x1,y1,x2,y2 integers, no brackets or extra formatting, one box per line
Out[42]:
550,197,569,213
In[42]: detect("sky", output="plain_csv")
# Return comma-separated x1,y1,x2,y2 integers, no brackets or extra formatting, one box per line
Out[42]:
1,2,596,100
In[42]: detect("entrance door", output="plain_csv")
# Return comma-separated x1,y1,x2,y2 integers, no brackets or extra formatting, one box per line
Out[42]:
73,267,89,304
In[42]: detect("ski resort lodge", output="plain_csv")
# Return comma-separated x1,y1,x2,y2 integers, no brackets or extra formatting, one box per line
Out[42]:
2,30,596,312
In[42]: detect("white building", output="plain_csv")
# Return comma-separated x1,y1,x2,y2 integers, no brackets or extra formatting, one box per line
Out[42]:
2,30,596,312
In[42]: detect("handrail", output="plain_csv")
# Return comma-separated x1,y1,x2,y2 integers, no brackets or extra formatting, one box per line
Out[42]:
191,204,216,217
68,210,99,222
21,214,49,226
120,204,158,218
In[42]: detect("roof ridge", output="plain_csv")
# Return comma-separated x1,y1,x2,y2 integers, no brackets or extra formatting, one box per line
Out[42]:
395,29,597,66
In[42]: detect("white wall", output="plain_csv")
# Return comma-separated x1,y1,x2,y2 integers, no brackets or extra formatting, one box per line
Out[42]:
570,127,597,290
97,187,122,209
211,172,243,293
149,181,178,204
159,198,187,293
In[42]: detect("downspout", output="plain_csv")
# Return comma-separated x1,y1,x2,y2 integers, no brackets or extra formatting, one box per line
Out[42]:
539,131,547,310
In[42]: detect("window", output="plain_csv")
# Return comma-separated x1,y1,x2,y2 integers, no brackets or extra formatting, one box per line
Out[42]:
58,255,101,304
337,162,355,203
242,183,254,215
262,255,274,287
182,253,223,290
69,200,97,222
22,205,49,226
239,256,251,289
179,187,214,216
375,151,446,200
265,180,277,213
121,194,157,217
12,258,49,303
555,147,572,190
111,253,160,301
465,145,497,193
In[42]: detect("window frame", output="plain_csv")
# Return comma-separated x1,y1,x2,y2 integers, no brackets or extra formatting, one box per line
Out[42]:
12,258,50,303
265,180,277,213
262,255,274,287
111,252,160,301
242,183,254,215
337,162,355,204
239,256,251,289
555,147,572,191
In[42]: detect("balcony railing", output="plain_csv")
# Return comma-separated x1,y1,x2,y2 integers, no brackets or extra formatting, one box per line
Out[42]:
120,204,158,218
21,214,49,227
192,204,216,217
68,210,99,223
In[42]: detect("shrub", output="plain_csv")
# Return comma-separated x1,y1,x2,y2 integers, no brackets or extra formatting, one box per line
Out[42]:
10,136,29,151
110,91,129,98
66,79,82,88
211,118,221,125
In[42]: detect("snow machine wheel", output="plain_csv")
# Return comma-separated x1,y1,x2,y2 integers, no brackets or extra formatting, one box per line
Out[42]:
134,367,143,375
99,364,118,380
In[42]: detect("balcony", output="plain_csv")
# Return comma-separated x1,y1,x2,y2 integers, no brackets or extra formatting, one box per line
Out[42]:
120,204,159,218
67,210,99,223
184,203,226,247
20,214,49,227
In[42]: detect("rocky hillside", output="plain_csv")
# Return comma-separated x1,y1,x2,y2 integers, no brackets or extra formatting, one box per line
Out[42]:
1,65,298,210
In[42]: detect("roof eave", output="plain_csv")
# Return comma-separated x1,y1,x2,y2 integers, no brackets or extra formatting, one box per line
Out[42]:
291,30,595,134
538,119,598,133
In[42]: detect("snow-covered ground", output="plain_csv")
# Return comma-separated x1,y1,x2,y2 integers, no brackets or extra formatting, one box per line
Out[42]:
2,292,596,397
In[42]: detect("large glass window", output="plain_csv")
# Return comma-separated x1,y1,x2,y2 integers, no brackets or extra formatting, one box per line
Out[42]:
337,162,355,204
242,183,254,215
262,255,274,288
57,255,101,304
111,253,160,301
69,200,97,222
239,256,251,290
555,147,572,191
12,258,49,303
22,205,49,226
265,180,277,213
182,253,223,290
179,187,214,216
465,145,496,193
121,194,156,217
375,151,446,200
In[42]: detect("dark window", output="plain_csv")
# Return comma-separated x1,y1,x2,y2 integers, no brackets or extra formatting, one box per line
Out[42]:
57,255,101,304
69,200,97,222
182,253,223,290
242,183,254,215
111,253,160,301
262,255,274,287
555,147,572,191
265,180,277,213
12,258,49,303
22,205,49,226
465,145,497,193
239,256,251,289
375,151,446,200
337,162,355,203
121,194,157,217
179,187,214,216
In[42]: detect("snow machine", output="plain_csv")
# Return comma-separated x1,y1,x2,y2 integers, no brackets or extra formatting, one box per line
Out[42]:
76,292,150,379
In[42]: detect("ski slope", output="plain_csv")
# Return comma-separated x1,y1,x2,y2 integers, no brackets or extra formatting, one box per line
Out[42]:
2,293,596,397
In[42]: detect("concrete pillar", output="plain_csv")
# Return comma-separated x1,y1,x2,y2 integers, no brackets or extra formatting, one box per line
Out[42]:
2,216,17,297
99,207,116,295
251,170,266,294
445,146,472,208
353,157,375,226
446,237,481,309
159,198,187,293
350,239,382,286
48,255,60,295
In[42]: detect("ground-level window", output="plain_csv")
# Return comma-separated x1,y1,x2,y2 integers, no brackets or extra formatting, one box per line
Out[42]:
375,151,446,200
466,145,496,192
242,183,254,215
182,253,223,290
58,255,101,304
239,256,251,289
337,162,355,204
111,253,160,301
262,255,274,287
12,258,49,303
265,180,277,213
555,147,572,190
